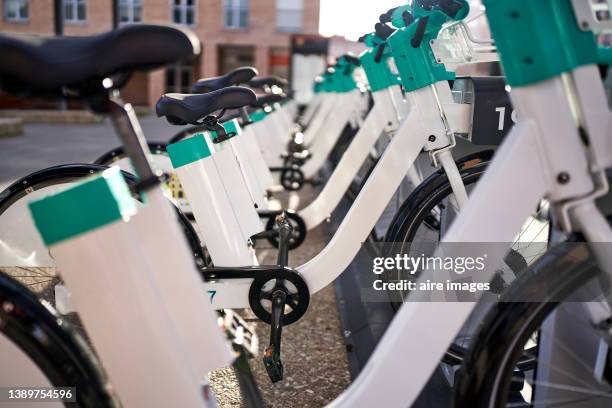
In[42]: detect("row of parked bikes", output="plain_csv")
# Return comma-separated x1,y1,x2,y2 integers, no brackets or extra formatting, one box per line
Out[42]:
1,0,612,406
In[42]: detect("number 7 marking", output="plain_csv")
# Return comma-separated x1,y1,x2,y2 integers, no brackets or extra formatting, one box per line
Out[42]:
495,107,506,131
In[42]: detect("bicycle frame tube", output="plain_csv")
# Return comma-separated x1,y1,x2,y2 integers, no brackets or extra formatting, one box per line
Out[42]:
298,87,404,229
301,93,323,126
301,93,340,146
234,125,276,201
301,91,361,179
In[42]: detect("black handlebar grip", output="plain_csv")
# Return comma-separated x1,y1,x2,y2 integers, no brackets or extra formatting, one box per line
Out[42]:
402,10,414,26
418,0,435,10
438,0,463,18
411,16,429,48
358,34,368,43
374,22,395,41
417,0,464,18
341,54,361,66
379,7,399,23
374,44,386,63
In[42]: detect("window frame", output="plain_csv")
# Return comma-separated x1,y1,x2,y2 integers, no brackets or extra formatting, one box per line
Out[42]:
170,0,197,27
276,0,303,33
3,0,29,22
165,60,195,94
63,0,87,24
118,0,142,25
224,0,249,30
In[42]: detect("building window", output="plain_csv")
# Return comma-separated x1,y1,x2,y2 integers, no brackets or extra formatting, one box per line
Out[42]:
276,0,302,32
219,45,254,74
166,60,194,93
224,0,248,30
64,0,86,23
172,0,196,26
4,0,29,22
119,0,142,24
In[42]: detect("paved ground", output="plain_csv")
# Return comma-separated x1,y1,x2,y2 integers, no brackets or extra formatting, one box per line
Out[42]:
0,115,177,191
0,120,351,407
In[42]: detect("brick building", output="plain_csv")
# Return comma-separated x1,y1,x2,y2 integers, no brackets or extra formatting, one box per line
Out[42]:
0,0,320,107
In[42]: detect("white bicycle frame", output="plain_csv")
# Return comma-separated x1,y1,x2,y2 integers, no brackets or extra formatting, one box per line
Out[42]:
203,80,471,308
300,89,366,179
298,85,406,229
326,64,612,407
168,129,261,267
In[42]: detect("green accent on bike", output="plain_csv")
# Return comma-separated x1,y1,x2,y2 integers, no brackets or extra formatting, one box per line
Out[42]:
318,59,358,93
29,167,138,246
387,0,469,92
209,119,242,142
360,48,401,92
167,133,215,169
334,59,359,92
483,0,600,87
390,5,413,28
600,47,612,65
250,110,268,122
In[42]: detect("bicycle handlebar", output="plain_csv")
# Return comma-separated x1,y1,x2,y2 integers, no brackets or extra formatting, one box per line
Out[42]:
340,54,361,67
410,16,429,48
374,22,395,41
418,0,465,19
379,7,399,24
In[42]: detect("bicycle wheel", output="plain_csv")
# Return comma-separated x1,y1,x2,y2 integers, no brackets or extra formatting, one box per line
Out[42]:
0,271,114,407
382,152,550,366
454,241,612,407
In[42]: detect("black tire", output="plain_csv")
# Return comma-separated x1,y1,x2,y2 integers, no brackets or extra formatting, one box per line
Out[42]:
454,241,604,407
264,211,307,250
93,142,167,166
0,271,114,407
383,155,491,309
232,353,264,408
382,150,539,367
381,155,490,366
280,167,304,191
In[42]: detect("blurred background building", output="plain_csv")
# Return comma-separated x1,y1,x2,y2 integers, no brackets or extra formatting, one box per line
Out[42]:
0,0,321,108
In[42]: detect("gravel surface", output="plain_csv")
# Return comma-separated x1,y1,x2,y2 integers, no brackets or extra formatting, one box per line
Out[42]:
211,186,352,407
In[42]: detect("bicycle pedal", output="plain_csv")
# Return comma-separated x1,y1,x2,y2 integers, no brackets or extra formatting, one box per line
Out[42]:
217,309,259,358
263,345,284,382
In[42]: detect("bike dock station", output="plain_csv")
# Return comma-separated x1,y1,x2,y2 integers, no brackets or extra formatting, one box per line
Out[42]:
0,0,611,407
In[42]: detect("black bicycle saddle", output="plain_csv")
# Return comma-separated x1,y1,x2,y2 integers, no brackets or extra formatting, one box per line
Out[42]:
0,24,200,95
251,93,285,108
247,76,288,90
156,86,256,125
191,67,258,94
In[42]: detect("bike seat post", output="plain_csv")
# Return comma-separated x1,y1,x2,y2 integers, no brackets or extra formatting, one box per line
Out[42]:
107,91,159,187
239,106,252,125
